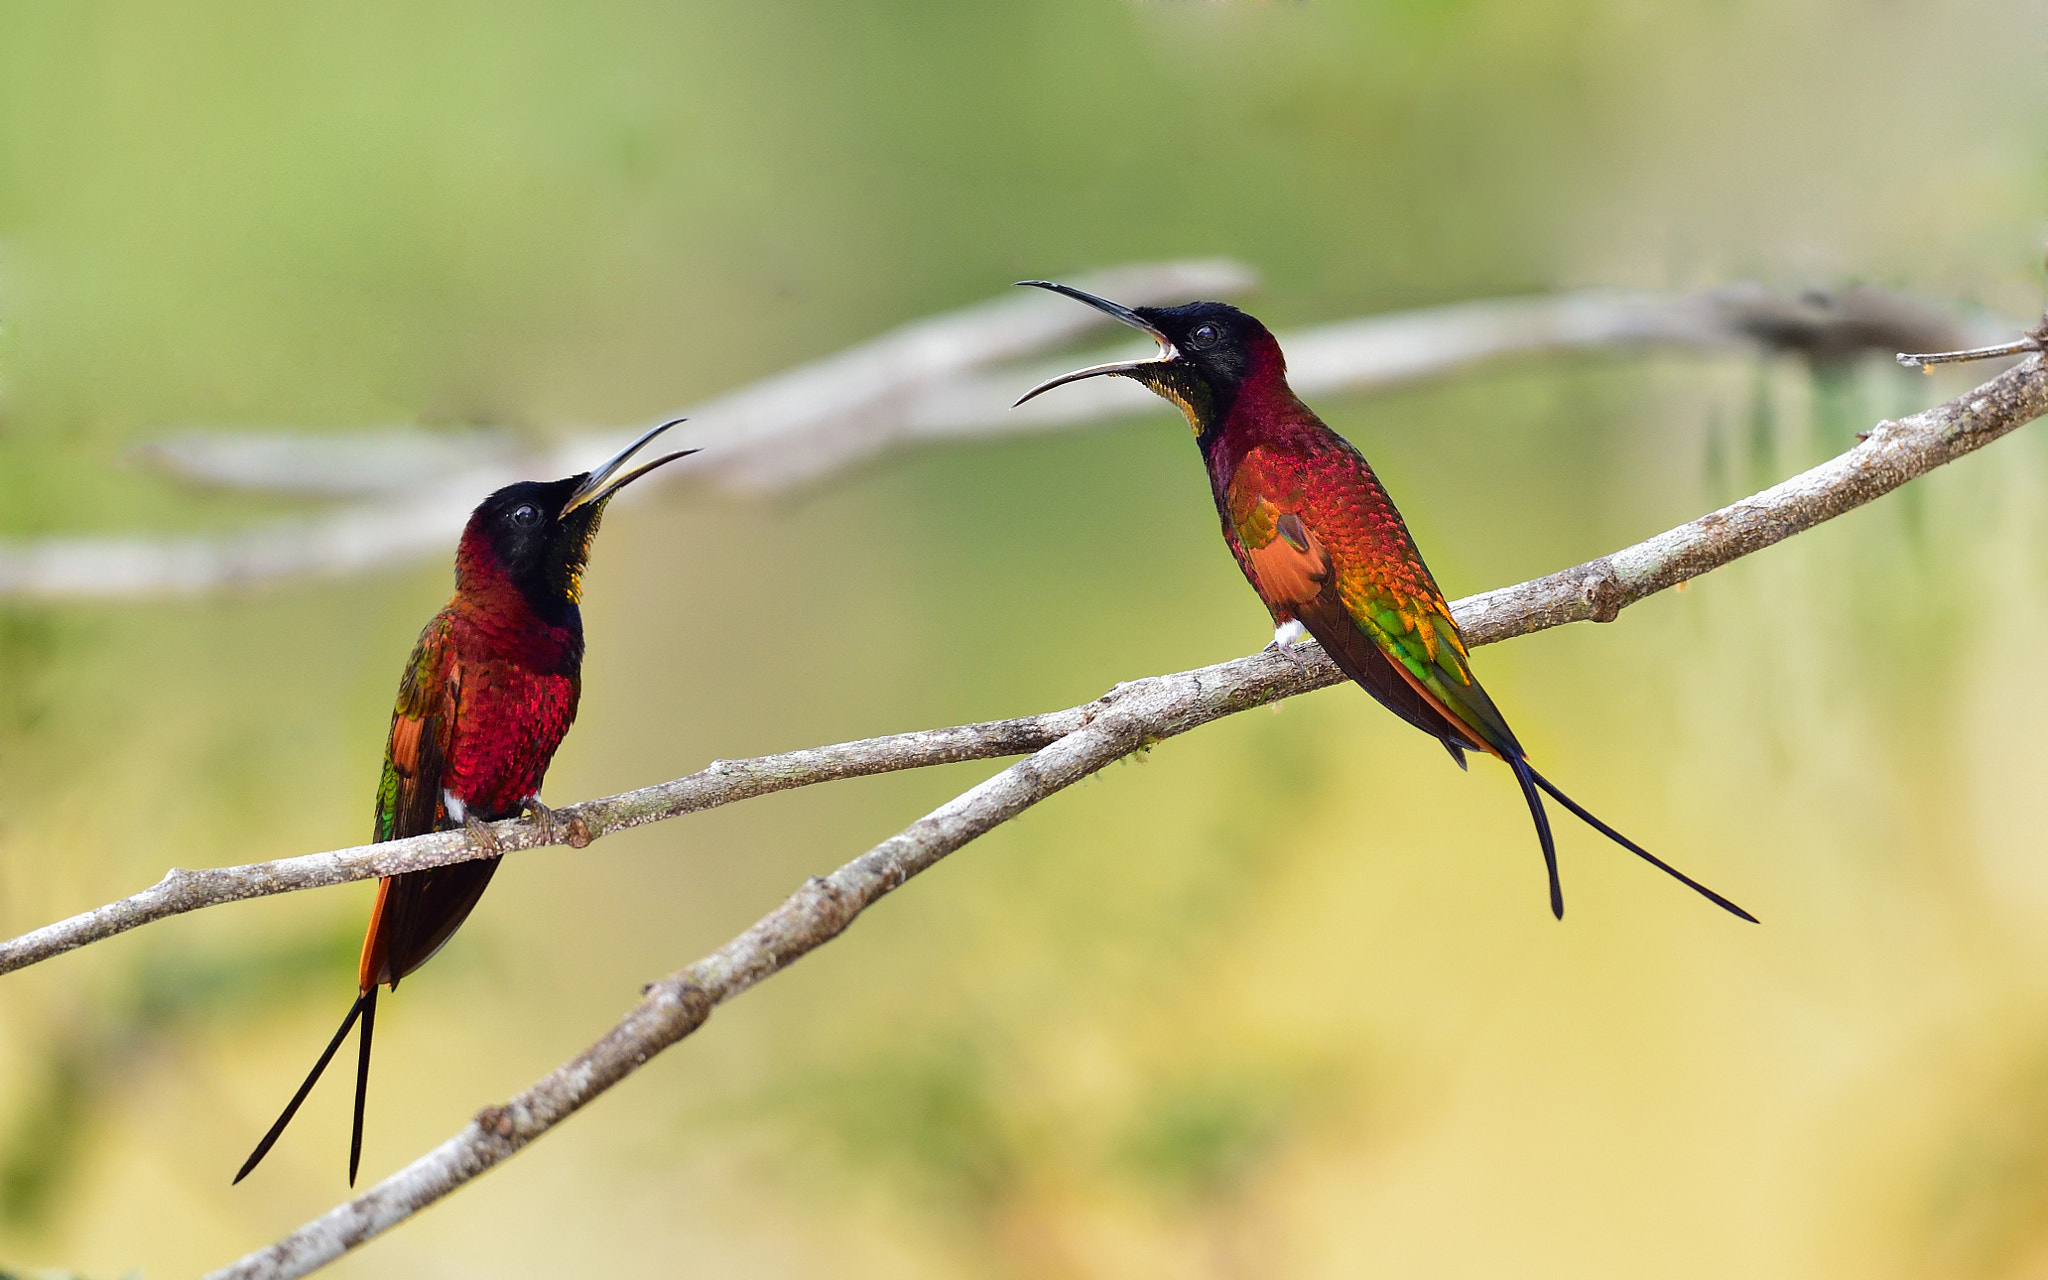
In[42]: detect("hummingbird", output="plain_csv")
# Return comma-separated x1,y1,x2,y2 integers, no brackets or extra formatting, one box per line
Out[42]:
1014,282,1751,924
233,419,696,1186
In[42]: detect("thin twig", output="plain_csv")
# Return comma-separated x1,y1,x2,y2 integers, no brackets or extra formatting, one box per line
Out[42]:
1897,332,2044,368
85,348,2039,1276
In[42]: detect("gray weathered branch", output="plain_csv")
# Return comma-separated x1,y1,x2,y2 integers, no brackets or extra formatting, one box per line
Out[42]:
13,347,2020,1275
16,341,2037,981
0,715,1089,975
0,274,1988,599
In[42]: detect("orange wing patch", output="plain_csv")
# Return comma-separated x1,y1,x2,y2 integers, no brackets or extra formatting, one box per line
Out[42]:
1245,510,1329,606
388,715,425,779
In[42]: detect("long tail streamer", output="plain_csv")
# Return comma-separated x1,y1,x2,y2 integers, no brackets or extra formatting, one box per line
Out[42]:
1523,762,1757,923
1505,752,1564,919
350,987,377,1185
233,990,372,1185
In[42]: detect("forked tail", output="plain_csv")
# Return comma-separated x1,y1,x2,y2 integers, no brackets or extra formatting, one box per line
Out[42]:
233,986,379,1185
1510,757,1756,923
1505,753,1563,919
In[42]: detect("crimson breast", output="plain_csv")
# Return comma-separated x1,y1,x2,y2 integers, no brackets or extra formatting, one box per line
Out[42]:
443,611,582,821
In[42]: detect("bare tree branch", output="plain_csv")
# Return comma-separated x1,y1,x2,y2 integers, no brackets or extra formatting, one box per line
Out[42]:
0,275,1987,599
1449,353,2048,641
0,346,2018,1274
0,713,1091,976
8,350,2043,985
0,260,1256,600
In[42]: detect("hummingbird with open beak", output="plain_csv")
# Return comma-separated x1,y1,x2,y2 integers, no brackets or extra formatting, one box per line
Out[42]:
234,419,696,1186
1015,283,1751,924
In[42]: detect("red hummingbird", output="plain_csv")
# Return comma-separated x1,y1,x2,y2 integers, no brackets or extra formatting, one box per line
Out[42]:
1015,282,1751,923
233,419,696,1186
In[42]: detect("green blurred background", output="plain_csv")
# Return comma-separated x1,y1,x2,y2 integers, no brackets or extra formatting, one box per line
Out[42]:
2,0,2048,1275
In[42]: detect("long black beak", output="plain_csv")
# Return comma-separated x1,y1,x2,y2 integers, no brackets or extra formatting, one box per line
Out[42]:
561,418,696,514
1012,281,1178,406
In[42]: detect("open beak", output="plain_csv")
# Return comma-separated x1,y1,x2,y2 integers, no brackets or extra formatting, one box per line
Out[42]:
1012,281,1178,406
561,418,697,514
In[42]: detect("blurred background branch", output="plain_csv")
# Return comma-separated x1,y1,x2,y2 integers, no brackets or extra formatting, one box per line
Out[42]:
0,265,2001,600
0,346,2013,1274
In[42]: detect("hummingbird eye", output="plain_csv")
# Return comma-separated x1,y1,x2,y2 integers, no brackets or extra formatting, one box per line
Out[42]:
509,503,542,528
1189,323,1222,349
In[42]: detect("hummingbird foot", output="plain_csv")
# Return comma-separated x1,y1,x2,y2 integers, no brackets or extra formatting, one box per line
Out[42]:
1267,620,1311,675
463,813,502,856
1265,639,1311,675
521,794,559,845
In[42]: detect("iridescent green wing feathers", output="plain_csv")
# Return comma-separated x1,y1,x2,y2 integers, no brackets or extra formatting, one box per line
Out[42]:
375,617,458,844
1226,445,1521,759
